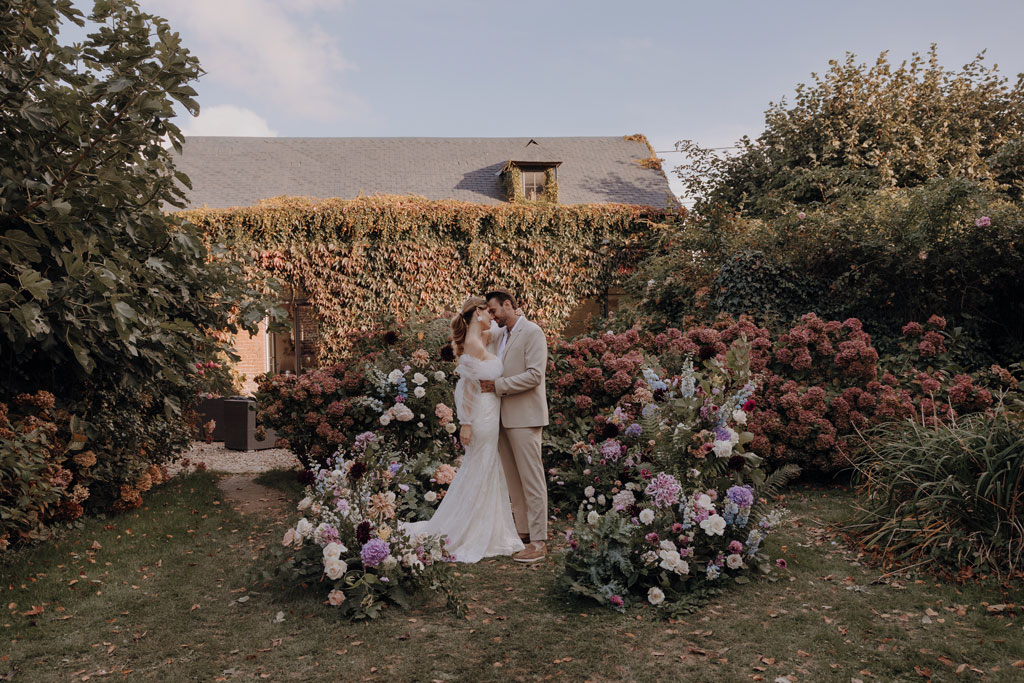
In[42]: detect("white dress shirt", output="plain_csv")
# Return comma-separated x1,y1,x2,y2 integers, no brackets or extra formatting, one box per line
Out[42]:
497,316,521,358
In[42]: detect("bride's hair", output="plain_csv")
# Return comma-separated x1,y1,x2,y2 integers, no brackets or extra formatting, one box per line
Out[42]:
451,296,488,357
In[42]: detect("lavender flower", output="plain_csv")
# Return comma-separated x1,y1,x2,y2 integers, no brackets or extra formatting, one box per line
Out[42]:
600,439,623,462
726,485,754,508
624,423,642,438
360,538,391,568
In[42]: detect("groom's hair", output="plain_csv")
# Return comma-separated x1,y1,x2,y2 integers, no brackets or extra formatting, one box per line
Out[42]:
484,287,516,308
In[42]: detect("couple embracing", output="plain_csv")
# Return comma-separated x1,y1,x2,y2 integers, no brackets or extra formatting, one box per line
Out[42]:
404,288,549,564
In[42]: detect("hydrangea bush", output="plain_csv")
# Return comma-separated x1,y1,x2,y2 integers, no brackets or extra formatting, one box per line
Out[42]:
269,435,462,620
556,338,799,614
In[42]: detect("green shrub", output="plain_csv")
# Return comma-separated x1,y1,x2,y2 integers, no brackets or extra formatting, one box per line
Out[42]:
710,249,818,325
849,399,1024,580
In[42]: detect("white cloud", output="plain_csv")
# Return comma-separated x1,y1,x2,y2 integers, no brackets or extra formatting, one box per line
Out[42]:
146,0,364,121
181,105,278,137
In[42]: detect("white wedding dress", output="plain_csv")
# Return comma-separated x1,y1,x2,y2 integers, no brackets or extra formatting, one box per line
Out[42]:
402,354,525,563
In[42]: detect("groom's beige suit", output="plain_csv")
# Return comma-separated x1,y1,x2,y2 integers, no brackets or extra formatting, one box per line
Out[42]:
491,317,549,543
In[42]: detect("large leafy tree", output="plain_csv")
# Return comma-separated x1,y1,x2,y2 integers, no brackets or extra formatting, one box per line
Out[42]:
677,46,1024,218
0,0,275,411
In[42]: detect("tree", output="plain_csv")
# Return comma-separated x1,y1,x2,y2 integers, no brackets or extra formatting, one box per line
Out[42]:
676,46,1024,218
1,0,276,403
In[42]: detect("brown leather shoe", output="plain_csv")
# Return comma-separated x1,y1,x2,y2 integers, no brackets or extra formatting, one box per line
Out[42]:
513,542,546,564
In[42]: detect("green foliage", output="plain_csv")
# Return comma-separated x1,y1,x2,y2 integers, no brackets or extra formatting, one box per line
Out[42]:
850,400,1024,580
710,250,819,325
0,0,280,523
678,46,1024,218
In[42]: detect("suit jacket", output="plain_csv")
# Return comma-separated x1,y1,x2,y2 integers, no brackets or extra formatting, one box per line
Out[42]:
493,317,549,428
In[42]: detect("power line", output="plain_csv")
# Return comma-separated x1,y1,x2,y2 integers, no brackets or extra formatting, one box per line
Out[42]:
654,146,737,153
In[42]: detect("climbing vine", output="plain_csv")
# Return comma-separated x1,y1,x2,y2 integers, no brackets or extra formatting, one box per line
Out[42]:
182,195,670,361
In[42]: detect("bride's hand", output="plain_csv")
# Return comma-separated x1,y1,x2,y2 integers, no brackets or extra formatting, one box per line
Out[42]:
460,424,472,446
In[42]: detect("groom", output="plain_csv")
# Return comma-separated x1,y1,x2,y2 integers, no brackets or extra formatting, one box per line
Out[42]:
480,288,549,563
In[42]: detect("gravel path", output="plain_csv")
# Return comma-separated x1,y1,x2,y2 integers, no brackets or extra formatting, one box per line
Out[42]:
169,441,301,476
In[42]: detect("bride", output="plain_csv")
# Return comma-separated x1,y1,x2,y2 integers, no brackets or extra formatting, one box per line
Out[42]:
402,296,525,563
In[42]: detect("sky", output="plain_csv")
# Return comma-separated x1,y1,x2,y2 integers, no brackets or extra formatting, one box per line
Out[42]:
74,1,1024,201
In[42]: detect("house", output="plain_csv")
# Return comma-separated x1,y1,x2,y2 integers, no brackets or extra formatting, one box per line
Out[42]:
173,136,678,391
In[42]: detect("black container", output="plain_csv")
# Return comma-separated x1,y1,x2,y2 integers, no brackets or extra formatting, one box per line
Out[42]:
222,397,277,451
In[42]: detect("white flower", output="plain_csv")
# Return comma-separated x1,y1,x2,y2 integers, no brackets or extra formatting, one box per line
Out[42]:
297,496,312,511
412,373,428,386
583,486,595,498
444,422,457,434
387,369,404,384
647,587,665,605
696,494,714,510
639,508,655,525
402,553,424,571
597,494,606,506
713,440,733,458
700,514,726,536
379,413,392,426
381,555,399,570
392,403,414,421
429,546,443,562
414,386,426,398
424,491,437,503
641,551,658,565
324,558,348,580
282,528,295,546
732,408,747,426
587,510,600,525
676,560,690,575
659,539,676,552
726,427,740,445
434,371,446,381
726,553,744,569
612,489,635,510
322,542,345,561
295,518,312,539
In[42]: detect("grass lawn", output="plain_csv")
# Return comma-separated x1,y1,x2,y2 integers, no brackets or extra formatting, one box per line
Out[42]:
3,471,1022,682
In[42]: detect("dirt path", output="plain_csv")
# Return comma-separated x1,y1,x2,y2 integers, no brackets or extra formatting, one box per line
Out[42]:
216,474,292,516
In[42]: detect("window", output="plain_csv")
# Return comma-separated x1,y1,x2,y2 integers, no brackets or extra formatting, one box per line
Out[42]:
522,170,546,201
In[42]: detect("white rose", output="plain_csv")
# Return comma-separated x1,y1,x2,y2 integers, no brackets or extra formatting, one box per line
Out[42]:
641,551,658,565
324,558,348,580
430,546,443,561
597,494,606,506
424,491,437,503
392,404,414,422
583,486,595,498
700,514,726,536
444,422,457,434
726,553,744,570
297,496,312,511
675,560,690,575
647,587,665,605
295,518,312,539
387,369,404,384
412,373,428,386
639,508,655,525
322,542,345,561
696,494,713,510
414,386,426,398
727,427,740,445
713,440,733,458
659,539,676,552
732,409,747,426
434,371,446,381
379,413,392,426
587,510,600,525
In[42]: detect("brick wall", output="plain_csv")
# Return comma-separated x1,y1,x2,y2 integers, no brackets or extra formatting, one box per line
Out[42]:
233,319,268,395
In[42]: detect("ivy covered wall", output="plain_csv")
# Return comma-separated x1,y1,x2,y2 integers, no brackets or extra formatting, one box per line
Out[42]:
182,195,671,361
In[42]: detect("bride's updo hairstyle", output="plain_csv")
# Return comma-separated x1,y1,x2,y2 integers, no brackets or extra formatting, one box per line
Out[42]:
451,295,488,357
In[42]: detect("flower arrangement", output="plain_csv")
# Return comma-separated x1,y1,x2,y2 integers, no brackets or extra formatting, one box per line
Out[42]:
272,443,462,620
557,337,799,614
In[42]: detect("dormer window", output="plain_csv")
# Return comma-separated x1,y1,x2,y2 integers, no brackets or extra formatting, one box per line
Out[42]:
522,168,548,201
501,159,561,203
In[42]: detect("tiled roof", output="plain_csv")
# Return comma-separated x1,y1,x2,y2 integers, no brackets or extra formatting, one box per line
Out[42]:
173,136,677,209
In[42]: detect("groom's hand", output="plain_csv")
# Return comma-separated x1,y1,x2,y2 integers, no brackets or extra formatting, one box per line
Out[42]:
479,380,495,393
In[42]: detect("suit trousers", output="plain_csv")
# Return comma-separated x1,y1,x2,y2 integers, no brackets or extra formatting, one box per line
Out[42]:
497,425,547,542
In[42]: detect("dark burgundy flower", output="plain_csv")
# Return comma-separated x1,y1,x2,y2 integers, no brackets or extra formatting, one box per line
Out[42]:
599,422,620,439
625,504,641,518
349,461,367,481
742,399,756,412
382,330,399,346
698,345,717,361
727,455,746,471
297,469,315,485
356,520,372,545
439,344,456,362
653,388,666,401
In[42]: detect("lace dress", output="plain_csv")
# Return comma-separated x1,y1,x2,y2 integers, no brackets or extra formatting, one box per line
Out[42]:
401,355,525,563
